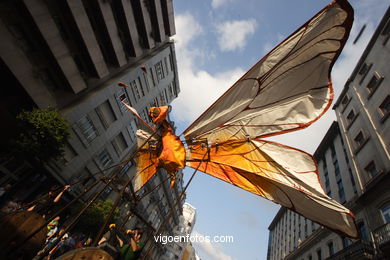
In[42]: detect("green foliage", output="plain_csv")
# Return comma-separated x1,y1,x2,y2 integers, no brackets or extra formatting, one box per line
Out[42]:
71,200,119,237
16,107,70,162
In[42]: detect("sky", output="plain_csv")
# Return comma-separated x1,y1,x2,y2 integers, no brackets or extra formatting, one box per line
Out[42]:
168,0,389,259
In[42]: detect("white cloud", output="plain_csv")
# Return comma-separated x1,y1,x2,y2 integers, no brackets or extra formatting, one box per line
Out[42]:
174,13,203,49
211,0,233,9
216,19,257,52
172,13,245,124
192,231,236,260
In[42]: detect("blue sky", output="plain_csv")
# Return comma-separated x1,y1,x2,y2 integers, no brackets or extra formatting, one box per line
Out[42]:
169,0,389,259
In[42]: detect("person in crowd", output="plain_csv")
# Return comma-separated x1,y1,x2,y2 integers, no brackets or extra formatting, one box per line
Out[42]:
47,232,75,259
120,227,144,260
98,223,123,258
28,185,70,218
46,216,60,239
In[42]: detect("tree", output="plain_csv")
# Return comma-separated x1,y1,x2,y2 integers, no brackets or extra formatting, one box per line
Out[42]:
71,200,119,237
15,107,70,162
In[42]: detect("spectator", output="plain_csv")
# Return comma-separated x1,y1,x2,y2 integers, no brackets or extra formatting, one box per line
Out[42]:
98,224,123,258
34,229,66,259
47,232,75,259
0,199,21,215
120,227,144,260
28,185,70,218
46,216,60,239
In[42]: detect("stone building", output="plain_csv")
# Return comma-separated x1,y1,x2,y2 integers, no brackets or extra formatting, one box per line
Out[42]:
0,0,184,258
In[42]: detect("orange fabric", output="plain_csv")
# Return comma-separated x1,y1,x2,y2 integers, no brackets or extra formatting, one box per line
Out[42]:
134,144,159,191
158,127,186,174
186,139,358,238
149,106,169,123
134,109,185,190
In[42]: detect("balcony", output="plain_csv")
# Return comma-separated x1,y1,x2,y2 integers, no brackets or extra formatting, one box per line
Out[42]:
374,223,390,256
325,240,375,260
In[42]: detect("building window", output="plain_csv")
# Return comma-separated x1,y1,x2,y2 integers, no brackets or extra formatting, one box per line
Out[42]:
346,109,357,127
380,203,390,223
117,88,131,112
316,249,322,260
149,68,156,86
78,115,98,143
137,77,145,97
127,120,137,143
164,88,169,103
366,72,384,98
330,144,336,157
337,179,346,203
342,237,350,248
130,80,141,101
98,149,112,168
358,62,372,84
358,62,371,75
155,61,165,82
169,83,174,99
96,100,116,128
169,54,174,71
112,132,128,156
328,241,334,256
341,94,351,111
334,160,340,178
378,95,390,122
308,254,312,260
143,73,150,92
357,221,369,241
164,57,169,75
353,131,368,152
381,19,390,45
365,161,380,178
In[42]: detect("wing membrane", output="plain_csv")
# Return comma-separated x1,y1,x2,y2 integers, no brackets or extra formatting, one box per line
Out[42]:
124,104,159,192
183,0,353,143
186,139,357,237
133,146,158,192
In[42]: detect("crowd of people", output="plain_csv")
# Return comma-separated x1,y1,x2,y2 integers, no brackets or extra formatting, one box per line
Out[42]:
0,184,144,260
34,221,143,259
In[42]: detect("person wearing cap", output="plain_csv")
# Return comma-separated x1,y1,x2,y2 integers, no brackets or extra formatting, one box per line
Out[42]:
120,227,144,260
98,224,123,258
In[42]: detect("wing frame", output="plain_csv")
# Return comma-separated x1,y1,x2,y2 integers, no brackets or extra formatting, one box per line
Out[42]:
183,0,354,144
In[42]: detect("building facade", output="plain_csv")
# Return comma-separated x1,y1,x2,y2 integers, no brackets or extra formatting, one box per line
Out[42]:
163,202,197,260
0,0,184,259
267,7,390,260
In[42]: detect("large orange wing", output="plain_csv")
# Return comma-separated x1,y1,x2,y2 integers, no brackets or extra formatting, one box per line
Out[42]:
187,140,357,237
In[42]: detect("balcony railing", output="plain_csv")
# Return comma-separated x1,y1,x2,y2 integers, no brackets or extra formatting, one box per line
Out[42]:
325,240,374,260
374,222,390,255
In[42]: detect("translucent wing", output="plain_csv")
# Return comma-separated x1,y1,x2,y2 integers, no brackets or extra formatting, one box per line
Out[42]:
132,130,159,192
122,102,160,192
186,140,357,237
184,0,357,238
183,0,353,143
